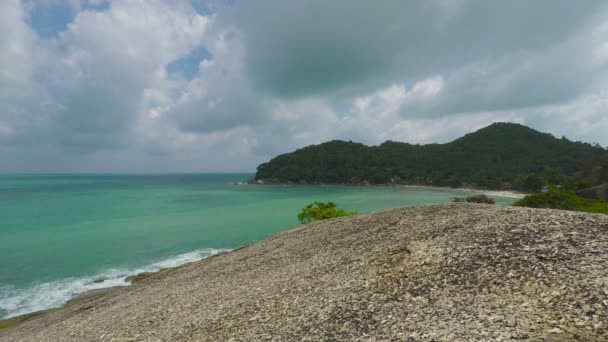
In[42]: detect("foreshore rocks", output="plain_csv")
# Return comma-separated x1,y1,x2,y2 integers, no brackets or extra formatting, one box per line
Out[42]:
451,194,497,204
125,272,156,284
2,204,607,341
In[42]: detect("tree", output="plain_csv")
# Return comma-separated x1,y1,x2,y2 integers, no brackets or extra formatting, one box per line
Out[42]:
516,174,545,193
255,123,608,189
297,202,357,224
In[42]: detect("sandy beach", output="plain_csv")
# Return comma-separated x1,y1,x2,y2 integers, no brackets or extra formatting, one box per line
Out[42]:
396,185,525,199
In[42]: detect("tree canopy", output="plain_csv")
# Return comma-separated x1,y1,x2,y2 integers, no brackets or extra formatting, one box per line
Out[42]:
297,202,356,224
256,123,607,190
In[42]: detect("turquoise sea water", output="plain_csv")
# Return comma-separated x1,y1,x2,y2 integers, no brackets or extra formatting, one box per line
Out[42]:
0,174,515,318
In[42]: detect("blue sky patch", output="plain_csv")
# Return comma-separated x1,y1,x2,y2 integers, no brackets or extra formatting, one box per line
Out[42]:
26,0,110,38
26,2,74,38
167,46,212,80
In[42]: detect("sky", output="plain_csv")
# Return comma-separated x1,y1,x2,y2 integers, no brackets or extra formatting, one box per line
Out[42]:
1,0,608,173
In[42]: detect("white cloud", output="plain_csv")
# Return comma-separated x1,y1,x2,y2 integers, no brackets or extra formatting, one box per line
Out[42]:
0,0,607,172
43,0,209,147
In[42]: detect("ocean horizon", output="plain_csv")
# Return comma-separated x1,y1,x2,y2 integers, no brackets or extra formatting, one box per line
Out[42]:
0,173,514,319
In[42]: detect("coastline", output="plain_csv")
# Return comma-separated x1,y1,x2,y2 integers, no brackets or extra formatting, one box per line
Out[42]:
0,248,229,323
397,185,525,199
0,247,238,331
0,184,521,328
243,180,525,199
2,204,607,340
0,275,154,330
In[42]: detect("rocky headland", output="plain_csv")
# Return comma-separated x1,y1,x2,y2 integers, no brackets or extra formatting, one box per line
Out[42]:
1,203,607,341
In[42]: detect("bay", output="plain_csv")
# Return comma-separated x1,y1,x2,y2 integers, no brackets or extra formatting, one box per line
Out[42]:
0,174,514,318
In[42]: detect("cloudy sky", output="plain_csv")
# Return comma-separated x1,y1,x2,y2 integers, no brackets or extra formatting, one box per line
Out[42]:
2,0,608,172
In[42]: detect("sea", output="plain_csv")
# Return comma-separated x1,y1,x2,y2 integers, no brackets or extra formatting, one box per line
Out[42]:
0,174,515,319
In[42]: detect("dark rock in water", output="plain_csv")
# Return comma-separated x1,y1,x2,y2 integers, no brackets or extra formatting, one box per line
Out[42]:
451,197,467,203
577,183,608,201
91,277,107,284
465,194,496,204
66,287,123,306
125,272,156,284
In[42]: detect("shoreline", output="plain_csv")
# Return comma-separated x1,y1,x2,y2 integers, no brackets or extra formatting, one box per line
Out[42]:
0,275,155,330
242,181,525,199
0,188,522,330
2,204,607,340
0,248,229,324
0,247,237,331
399,185,525,199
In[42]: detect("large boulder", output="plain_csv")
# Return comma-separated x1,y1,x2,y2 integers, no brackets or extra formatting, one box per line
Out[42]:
451,194,496,204
466,194,496,204
576,183,608,201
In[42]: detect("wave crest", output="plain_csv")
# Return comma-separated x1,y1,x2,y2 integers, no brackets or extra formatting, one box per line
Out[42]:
0,248,228,319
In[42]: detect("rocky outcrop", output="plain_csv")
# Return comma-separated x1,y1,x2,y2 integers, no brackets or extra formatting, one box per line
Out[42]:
2,204,608,341
452,194,496,204
245,177,283,185
125,272,156,284
466,194,496,204
577,183,608,201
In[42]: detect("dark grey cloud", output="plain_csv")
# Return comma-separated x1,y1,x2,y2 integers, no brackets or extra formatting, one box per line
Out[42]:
231,0,606,101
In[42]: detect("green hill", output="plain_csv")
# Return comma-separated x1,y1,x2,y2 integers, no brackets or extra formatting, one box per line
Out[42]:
254,123,607,189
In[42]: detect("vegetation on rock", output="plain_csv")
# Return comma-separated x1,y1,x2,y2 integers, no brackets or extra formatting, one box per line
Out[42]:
297,202,357,224
255,123,607,190
513,188,608,214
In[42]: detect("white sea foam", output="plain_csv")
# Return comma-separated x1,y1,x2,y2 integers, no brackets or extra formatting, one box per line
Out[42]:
0,248,228,319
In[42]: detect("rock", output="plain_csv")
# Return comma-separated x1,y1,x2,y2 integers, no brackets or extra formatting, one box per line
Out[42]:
256,179,264,184
90,277,107,284
576,183,608,201
0,309,58,331
65,287,123,307
125,272,156,284
451,197,467,203
547,327,563,334
466,194,496,204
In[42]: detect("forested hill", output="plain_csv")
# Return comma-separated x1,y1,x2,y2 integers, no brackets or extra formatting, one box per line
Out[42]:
254,123,608,189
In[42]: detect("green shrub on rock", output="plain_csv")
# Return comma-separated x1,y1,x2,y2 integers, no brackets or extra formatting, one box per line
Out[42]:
297,202,357,224
513,188,608,214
